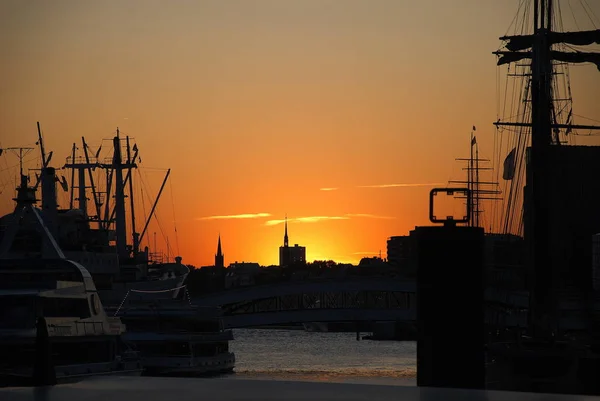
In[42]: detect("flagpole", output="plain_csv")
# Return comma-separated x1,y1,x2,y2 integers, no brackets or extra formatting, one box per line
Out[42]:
469,126,477,227
476,141,480,228
470,130,474,226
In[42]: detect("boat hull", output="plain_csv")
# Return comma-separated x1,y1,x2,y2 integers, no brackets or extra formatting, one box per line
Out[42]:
141,352,236,377
0,361,143,388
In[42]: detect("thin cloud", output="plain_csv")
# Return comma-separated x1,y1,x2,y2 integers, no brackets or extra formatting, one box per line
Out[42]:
346,213,395,219
265,216,349,226
198,212,271,221
319,187,339,191
358,183,444,189
265,213,394,226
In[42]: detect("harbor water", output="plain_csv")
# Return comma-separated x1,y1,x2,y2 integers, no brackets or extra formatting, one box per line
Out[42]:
228,328,416,386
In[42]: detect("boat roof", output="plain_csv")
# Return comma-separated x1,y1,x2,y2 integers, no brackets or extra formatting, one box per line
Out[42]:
0,258,97,292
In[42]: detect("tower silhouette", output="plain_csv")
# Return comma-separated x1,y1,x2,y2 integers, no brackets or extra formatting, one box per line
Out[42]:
215,234,224,268
284,214,289,247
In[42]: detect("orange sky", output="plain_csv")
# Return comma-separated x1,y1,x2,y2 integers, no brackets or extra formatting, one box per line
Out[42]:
1,0,599,266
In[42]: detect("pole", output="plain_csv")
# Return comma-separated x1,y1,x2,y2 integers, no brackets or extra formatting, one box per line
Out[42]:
69,144,76,209
469,132,474,226
113,129,128,260
476,143,480,227
82,137,101,222
139,169,171,245
126,136,138,255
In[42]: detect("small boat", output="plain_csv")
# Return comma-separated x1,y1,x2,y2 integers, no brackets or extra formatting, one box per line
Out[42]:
111,296,235,377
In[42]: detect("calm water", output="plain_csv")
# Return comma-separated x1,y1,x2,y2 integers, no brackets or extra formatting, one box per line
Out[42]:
228,328,416,386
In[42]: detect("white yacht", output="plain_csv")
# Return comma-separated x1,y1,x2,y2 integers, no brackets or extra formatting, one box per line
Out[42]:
0,166,142,386
112,296,235,377
0,258,143,386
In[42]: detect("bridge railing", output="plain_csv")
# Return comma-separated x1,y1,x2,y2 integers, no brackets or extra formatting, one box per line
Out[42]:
222,290,415,315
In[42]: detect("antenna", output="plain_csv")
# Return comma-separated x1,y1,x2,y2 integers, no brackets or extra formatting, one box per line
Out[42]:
6,147,34,177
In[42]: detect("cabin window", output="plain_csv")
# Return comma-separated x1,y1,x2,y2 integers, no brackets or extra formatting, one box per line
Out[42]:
157,318,221,332
137,342,190,356
0,296,36,329
41,297,91,318
193,343,220,357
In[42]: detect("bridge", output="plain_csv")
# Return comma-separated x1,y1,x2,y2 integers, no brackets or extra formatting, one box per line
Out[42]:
191,277,598,330
192,277,415,329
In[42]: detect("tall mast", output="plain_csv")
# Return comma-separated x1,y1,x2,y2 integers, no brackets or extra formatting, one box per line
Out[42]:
82,137,101,223
126,136,138,255
113,128,128,260
37,122,48,168
77,164,87,216
138,169,171,247
106,146,138,230
475,142,480,228
69,143,76,209
524,0,555,338
469,132,474,226
449,128,500,229
103,168,113,231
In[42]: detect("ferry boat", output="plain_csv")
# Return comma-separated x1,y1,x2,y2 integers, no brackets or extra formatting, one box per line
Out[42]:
111,296,235,377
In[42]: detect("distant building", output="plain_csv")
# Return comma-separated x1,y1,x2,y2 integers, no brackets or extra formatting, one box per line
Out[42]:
279,216,306,267
225,261,260,288
386,236,412,269
358,256,386,267
215,234,224,268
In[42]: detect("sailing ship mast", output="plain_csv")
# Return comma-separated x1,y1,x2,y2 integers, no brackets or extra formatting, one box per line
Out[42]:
112,128,128,261
493,0,600,338
449,128,501,228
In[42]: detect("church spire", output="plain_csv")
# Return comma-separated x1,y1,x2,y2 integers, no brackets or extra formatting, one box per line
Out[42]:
215,233,224,268
284,214,289,247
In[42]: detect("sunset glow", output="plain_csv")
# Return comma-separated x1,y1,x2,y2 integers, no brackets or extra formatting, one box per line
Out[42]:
1,0,599,267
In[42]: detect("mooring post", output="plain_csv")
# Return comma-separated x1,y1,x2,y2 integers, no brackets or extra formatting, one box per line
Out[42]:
416,188,486,390
415,224,485,389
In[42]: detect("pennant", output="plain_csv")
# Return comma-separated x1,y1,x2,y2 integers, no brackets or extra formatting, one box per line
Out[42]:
503,148,516,180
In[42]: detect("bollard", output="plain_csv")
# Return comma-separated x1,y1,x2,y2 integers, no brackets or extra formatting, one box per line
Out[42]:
33,317,57,386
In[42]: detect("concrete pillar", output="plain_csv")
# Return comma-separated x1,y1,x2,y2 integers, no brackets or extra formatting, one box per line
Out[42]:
415,224,485,390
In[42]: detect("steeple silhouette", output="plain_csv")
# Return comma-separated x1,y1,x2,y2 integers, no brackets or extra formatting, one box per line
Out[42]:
284,214,289,247
215,233,224,268
279,214,305,267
